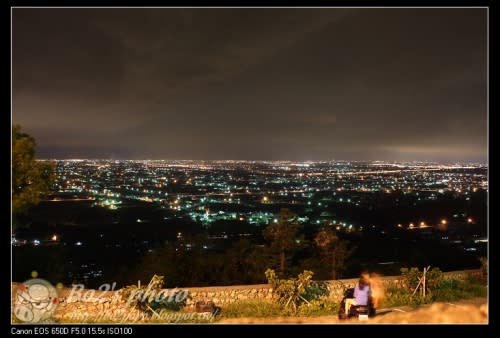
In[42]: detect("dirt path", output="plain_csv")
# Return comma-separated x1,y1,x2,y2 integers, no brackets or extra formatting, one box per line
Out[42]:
217,298,488,324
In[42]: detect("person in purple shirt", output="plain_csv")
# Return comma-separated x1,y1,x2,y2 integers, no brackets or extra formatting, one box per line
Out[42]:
345,273,371,315
354,274,371,305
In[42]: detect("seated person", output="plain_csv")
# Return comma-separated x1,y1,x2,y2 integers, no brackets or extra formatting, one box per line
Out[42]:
345,273,371,315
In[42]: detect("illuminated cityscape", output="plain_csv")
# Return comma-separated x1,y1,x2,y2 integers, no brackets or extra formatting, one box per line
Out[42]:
49,159,487,229
12,7,487,294
13,160,487,287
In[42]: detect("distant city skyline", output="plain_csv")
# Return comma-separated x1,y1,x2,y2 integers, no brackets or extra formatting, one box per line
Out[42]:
37,159,487,166
12,7,487,162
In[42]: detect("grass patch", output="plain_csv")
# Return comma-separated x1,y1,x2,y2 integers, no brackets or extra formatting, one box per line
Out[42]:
380,287,432,308
432,279,487,302
220,299,339,318
381,278,487,308
219,300,283,318
296,299,340,317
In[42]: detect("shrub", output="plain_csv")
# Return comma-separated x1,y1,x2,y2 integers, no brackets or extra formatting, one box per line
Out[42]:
400,267,443,293
465,270,486,285
265,269,329,314
302,281,330,302
425,268,444,289
400,267,420,290
378,268,487,310
120,275,190,315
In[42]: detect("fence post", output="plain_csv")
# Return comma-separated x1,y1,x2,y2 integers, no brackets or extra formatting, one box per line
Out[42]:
422,265,430,298
422,267,426,298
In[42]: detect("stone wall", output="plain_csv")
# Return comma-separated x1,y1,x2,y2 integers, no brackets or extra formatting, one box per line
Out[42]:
184,269,480,306
11,269,481,323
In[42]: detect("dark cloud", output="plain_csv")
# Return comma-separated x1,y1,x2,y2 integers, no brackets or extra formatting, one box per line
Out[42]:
12,8,487,162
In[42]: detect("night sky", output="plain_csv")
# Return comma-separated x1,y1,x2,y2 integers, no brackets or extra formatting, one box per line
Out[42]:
12,8,487,162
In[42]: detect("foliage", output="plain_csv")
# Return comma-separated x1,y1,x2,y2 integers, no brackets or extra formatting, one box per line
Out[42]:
120,275,189,315
220,298,338,319
263,208,300,275
400,267,443,293
400,267,421,290
314,227,356,279
296,299,339,317
302,280,330,301
265,268,328,314
12,125,55,230
382,274,487,308
426,267,444,289
431,279,485,302
432,279,462,302
462,271,482,285
381,286,433,308
479,257,487,278
459,280,488,297
120,237,269,288
223,239,269,284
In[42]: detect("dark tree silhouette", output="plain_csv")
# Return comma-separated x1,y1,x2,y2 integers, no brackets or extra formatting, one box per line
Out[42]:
12,125,55,231
314,227,355,280
263,208,299,276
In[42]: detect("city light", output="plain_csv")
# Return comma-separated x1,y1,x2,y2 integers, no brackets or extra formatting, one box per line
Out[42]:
31,160,485,244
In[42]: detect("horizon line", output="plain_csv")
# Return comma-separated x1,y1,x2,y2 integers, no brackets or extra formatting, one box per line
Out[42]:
36,158,488,165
